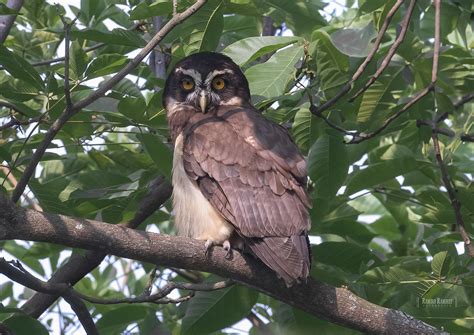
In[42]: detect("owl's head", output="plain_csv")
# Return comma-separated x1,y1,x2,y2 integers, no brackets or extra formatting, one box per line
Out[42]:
163,52,250,114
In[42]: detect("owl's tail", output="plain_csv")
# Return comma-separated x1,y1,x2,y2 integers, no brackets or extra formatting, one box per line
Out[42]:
246,234,311,287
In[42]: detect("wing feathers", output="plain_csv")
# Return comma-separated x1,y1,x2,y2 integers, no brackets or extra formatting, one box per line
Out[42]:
181,106,312,284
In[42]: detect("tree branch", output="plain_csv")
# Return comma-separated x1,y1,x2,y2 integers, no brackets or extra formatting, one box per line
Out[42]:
350,0,416,101
21,176,172,317
0,0,24,44
311,0,404,115
11,0,208,203
0,195,446,334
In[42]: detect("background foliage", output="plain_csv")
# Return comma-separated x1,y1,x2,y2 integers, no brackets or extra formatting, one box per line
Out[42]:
0,0,473,334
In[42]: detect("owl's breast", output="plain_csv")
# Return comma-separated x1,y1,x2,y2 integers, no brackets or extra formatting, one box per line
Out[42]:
171,133,234,242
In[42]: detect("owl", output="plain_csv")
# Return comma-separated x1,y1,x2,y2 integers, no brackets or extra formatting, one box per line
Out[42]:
163,52,311,286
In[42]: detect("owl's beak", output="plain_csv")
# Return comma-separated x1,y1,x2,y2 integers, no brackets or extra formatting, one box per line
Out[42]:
199,91,208,113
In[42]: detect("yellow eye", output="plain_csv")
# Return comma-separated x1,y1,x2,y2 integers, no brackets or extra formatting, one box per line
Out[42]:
181,79,194,90
212,77,225,90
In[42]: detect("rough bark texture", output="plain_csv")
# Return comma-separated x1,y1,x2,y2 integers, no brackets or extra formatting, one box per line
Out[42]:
0,195,445,335
20,177,172,317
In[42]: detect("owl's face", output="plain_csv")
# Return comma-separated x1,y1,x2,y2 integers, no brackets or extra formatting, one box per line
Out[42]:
163,52,251,114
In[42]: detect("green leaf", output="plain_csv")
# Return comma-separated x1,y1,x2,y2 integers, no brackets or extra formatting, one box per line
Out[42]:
0,46,43,89
291,106,315,154
357,69,403,123
245,44,303,104
97,305,148,334
431,251,450,278
310,31,349,96
222,36,302,66
3,315,49,335
312,242,380,273
346,157,417,195
69,40,88,80
330,24,376,57
181,284,258,335
130,0,172,20
85,54,128,79
118,96,147,122
181,0,225,54
71,28,146,48
137,133,172,180
0,3,20,14
308,134,349,198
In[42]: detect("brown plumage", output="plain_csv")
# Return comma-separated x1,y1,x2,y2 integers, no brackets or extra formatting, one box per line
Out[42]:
163,52,312,286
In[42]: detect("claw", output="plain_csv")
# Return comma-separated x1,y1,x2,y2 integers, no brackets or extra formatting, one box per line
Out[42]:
204,239,213,256
223,240,232,259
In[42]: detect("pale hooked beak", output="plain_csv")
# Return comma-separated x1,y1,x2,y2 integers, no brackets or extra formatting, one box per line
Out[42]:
199,91,208,113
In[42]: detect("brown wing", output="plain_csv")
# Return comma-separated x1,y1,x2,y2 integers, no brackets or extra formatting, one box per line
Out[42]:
182,106,311,285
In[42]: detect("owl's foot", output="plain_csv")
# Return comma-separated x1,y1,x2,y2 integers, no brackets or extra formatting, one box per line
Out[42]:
204,239,232,258
223,240,232,259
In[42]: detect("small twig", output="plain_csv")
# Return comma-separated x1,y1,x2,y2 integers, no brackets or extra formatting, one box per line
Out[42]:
247,311,274,335
11,0,208,203
173,0,178,16
416,119,455,138
58,12,78,109
75,279,234,305
350,0,416,101
460,133,474,142
143,267,158,296
0,115,41,131
348,83,434,144
431,133,474,257
454,93,474,109
62,292,98,335
312,0,404,115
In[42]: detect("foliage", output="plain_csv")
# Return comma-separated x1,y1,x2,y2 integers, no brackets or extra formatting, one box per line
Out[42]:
0,0,473,334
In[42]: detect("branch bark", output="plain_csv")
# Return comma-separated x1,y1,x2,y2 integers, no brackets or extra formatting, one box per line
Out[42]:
0,0,24,44
0,195,445,334
20,176,172,317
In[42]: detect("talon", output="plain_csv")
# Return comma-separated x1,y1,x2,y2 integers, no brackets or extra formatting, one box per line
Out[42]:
204,239,213,256
223,240,232,259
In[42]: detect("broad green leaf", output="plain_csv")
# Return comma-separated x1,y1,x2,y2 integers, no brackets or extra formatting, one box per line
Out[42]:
118,96,147,122
312,242,380,273
245,44,303,104
130,0,172,20
357,69,403,124
291,106,315,154
2,315,48,335
310,31,349,96
330,24,376,57
181,284,258,335
71,28,146,48
85,54,128,79
0,46,43,89
69,40,88,80
97,305,148,334
308,134,349,198
431,251,450,279
222,36,301,66
180,0,225,54
346,157,417,195
137,133,172,180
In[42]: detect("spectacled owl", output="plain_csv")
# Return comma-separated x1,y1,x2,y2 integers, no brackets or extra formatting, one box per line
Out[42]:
163,52,311,286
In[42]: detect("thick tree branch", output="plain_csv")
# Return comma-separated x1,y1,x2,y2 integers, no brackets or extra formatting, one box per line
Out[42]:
11,0,208,203
0,0,24,44
0,195,445,334
21,176,172,317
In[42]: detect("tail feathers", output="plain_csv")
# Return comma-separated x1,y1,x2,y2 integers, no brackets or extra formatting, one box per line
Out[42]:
247,235,311,286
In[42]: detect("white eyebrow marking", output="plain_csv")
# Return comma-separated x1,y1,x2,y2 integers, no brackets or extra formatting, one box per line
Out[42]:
175,67,202,85
204,69,234,85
